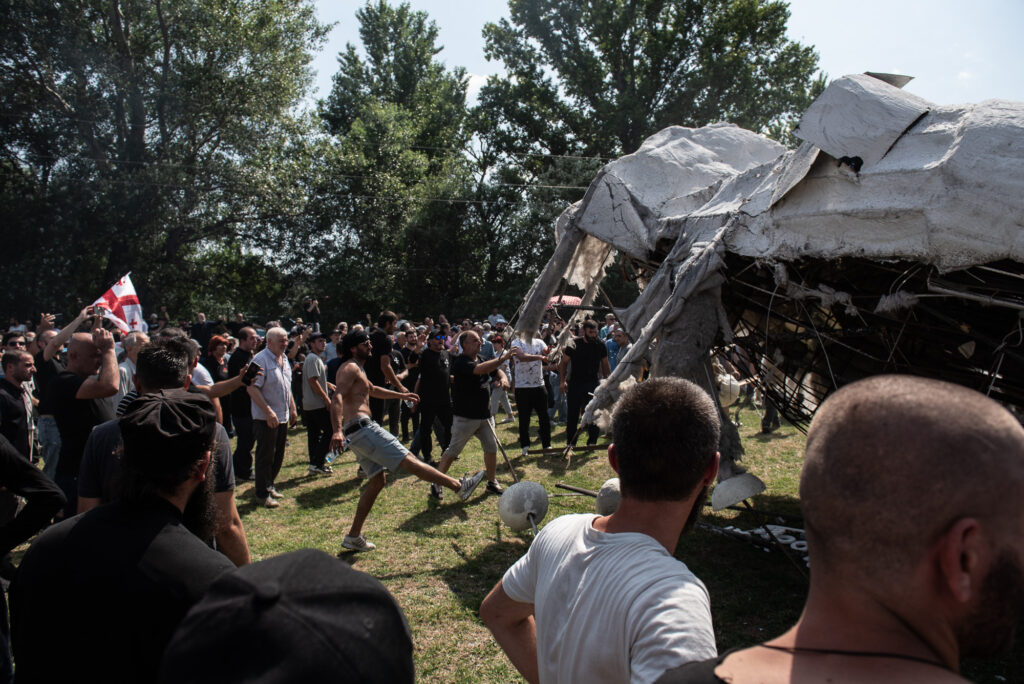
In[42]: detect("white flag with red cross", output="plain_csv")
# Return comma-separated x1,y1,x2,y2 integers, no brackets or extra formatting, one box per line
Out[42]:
92,273,144,333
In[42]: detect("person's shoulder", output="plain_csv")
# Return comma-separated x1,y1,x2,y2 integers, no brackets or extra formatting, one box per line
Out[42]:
20,512,82,563
89,418,121,440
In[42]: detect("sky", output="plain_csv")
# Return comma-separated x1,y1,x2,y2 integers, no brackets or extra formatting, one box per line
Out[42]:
309,0,1024,107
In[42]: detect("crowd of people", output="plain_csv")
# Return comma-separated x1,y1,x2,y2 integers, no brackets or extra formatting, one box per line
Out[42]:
0,305,1021,682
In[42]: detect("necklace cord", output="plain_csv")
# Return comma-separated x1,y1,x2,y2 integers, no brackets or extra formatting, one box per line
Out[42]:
757,643,950,671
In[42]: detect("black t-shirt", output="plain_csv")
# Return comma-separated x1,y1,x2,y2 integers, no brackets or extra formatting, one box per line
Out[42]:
388,349,406,390
226,320,248,336
79,420,235,502
450,355,495,419
366,330,392,385
202,355,229,383
417,347,451,401
190,321,214,350
226,348,252,413
402,347,420,388
33,350,64,415
0,379,30,458
9,498,234,682
563,336,608,385
50,370,115,477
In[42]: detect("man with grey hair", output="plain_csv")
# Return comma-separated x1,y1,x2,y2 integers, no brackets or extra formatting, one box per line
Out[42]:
482,377,720,683
659,375,1024,683
111,330,149,412
247,327,296,508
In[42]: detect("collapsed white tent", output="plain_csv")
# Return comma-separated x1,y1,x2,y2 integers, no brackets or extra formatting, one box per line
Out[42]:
514,73,1024,487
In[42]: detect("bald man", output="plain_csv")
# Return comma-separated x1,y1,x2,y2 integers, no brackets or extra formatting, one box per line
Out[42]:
660,375,1024,684
49,329,119,517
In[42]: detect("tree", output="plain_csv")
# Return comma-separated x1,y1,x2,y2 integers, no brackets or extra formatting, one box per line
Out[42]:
480,0,823,158
317,1,492,318
0,0,329,316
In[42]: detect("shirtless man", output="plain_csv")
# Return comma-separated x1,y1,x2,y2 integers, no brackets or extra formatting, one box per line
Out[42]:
330,330,486,552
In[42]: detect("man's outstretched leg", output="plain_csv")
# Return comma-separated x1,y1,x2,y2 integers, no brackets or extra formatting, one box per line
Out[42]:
401,455,485,502
344,471,387,551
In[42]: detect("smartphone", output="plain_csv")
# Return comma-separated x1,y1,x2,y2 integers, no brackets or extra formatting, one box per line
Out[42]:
94,305,108,316
242,362,262,385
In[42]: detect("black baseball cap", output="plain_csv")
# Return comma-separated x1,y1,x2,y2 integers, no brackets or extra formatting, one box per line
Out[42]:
159,549,414,683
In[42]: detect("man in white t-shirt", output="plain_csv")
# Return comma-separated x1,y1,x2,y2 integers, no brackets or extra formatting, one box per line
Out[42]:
481,377,721,684
509,333,551,456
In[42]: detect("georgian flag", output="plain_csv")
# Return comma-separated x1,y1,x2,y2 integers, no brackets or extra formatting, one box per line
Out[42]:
92,273,144,332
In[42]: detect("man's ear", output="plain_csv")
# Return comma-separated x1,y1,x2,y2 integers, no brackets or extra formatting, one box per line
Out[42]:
608,444,619,474
704,452,721,486
935,517,982,604
194,451,212,483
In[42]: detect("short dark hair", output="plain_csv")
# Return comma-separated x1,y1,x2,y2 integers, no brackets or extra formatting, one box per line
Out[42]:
611,378,720,501
135,339,191,390
2,332,25,346
582,320,598,331
1,350,28,371
378,310,397,327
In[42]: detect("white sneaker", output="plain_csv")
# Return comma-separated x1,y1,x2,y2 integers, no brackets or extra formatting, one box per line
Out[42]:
342,535,376,552
260,496,279,509
457,470,486,501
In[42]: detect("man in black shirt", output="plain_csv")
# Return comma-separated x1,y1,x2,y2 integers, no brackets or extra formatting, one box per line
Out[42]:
0,351,35,459
400,333,422,441
77,338,250,567
412,331,452,464
227,326,259,480
10,389,235,682
559,320,610,447
432,331,514,499
50,328,119,517
0,433,65,682
366,311,407,431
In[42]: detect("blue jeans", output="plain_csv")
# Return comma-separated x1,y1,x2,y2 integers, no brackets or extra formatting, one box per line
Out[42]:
548,373,567,423
37,416,61,480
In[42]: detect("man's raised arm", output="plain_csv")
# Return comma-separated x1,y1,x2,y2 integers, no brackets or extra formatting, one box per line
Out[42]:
43,306,90,362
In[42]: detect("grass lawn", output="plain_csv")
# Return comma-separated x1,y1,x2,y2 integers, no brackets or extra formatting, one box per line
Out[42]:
232,403,1018,683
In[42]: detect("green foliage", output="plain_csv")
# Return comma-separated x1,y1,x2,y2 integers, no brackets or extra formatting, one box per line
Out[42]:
315,0,533,320
480,0,823,156
0,0,328,317
1,0,824,325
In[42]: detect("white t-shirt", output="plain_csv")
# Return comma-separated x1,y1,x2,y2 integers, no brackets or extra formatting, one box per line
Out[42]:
502,514,716,684
191,363,213,387
510,337,547,388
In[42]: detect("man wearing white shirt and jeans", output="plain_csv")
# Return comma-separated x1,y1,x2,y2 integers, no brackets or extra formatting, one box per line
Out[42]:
481,377,720,683
510,333,551,456
247,327,297,508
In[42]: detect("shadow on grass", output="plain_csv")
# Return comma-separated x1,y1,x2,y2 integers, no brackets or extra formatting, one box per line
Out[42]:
440,532,529,612
293,476,364,508
703,493,804,529
396,492,494,533
677,526,807,650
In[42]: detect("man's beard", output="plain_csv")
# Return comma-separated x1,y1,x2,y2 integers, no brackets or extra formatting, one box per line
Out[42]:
181,472,219,543
682,485,710,534
957,548,1024,658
